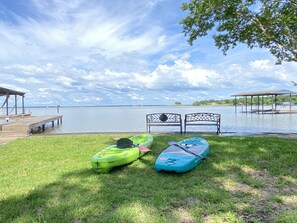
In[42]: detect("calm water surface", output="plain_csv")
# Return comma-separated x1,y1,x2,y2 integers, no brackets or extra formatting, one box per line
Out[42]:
28,106,297,134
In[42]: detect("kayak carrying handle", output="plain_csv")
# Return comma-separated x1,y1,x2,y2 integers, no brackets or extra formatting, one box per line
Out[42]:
168,141,205,160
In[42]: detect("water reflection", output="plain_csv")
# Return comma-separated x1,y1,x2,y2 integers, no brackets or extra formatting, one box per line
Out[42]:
27,106,297,134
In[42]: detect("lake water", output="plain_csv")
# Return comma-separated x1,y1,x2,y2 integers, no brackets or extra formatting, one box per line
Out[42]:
27,106,297,134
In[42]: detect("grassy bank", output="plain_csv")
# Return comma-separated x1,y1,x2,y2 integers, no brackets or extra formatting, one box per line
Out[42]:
0,134,296,223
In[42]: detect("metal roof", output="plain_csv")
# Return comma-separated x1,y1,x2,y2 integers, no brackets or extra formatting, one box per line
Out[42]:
0,87,25,96
231,89,297,97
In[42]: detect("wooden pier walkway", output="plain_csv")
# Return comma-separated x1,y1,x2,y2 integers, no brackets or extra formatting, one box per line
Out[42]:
0,115,62,145
241,109,297,114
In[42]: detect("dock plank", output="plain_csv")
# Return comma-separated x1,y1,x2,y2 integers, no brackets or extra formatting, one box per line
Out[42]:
0,115,63,145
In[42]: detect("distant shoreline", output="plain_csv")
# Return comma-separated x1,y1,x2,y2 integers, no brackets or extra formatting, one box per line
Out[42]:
24,104,234,108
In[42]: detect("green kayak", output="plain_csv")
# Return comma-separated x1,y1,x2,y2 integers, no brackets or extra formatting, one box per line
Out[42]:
91,134,153,173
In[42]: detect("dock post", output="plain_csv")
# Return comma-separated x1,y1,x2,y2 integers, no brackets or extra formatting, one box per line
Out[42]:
6,93,9,116
22,95,25,114
59,117,62,124
15,95,17,115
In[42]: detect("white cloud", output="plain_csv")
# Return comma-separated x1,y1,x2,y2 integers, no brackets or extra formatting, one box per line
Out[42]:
128,93,144,100
0,0,296,106
0,0,172,62
146,60,222,90
249,59,272,70
73,96,102,103
4,64,43,75
182,66,220,87
228,64,243,73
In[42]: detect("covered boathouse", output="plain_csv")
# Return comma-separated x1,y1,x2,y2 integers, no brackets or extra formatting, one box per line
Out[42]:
0,86,63,145
0,87,25,116
231,89,297,114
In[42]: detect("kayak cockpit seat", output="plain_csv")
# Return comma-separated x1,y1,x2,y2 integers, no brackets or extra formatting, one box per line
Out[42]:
146,113,182,134
116,138,134,148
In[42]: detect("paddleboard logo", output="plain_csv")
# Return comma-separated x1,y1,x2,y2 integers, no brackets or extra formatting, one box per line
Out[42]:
166,158,177,164
159,113,168,122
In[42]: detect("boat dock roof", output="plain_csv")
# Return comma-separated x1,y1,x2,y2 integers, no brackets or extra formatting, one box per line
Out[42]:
231,89,297,97
0,87,25,96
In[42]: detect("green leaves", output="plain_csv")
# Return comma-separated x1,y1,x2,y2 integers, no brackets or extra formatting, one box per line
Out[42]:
181,0,297,64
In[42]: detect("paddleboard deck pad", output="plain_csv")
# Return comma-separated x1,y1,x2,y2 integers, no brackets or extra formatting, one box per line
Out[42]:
155,137,209,173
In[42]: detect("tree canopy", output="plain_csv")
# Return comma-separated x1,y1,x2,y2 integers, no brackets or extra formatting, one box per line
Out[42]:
181,0,297,64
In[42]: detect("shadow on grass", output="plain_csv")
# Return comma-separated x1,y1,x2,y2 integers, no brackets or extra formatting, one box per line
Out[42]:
0,135,296,223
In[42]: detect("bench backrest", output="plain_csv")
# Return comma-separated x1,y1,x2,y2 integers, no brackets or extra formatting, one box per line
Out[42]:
185,113,221,123
146,113,182,124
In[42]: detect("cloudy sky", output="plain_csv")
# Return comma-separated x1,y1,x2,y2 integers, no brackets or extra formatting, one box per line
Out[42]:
0,0,296,106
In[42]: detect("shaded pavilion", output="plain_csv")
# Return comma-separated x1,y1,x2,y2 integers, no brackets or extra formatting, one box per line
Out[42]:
0,87,25,116
231,89,297,114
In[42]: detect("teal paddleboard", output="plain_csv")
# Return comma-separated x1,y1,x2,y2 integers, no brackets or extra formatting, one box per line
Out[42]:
155,137,209,173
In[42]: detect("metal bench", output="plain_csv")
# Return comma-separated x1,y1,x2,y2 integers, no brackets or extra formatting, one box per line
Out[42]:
146,113,182,134
184,113,221,135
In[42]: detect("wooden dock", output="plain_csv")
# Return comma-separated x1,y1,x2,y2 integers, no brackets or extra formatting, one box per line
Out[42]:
0,115,62,145
241,109,297,114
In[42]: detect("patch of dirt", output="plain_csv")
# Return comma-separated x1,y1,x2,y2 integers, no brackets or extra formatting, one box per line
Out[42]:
221,169,297,222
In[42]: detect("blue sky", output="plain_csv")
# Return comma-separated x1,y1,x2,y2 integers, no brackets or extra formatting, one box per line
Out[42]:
0,0,296,106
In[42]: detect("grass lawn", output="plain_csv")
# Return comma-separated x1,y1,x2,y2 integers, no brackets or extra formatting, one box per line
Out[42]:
0,134,296,223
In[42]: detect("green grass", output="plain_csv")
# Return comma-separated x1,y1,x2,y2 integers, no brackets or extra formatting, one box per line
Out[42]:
0,134,296,223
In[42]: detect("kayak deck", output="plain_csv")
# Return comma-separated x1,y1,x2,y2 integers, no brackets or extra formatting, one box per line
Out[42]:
91,134,153,173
